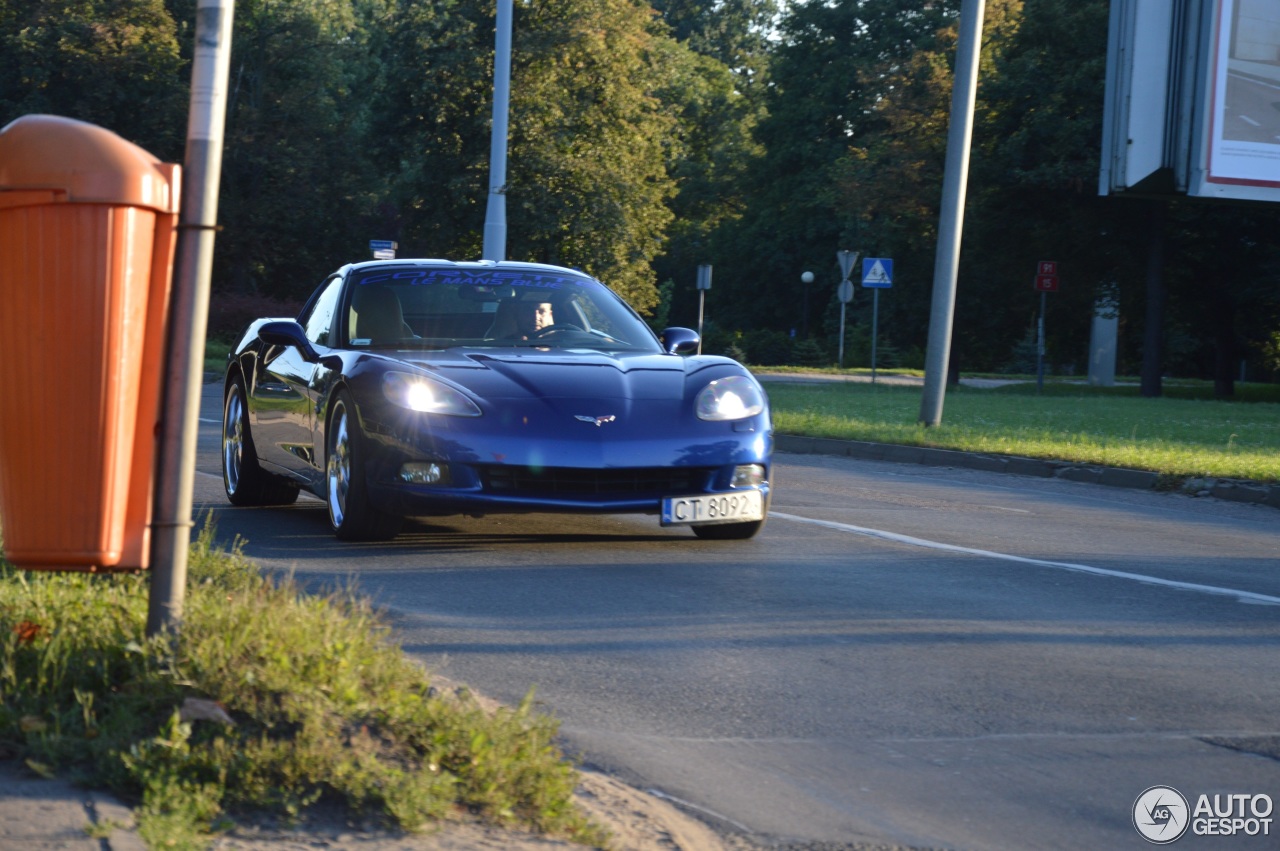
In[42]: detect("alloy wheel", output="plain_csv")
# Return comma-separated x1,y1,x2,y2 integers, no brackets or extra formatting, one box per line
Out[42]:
327,402,352,528
223,387,246,495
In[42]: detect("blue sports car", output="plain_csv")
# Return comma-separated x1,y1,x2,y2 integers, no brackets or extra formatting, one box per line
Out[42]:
221,259,772,541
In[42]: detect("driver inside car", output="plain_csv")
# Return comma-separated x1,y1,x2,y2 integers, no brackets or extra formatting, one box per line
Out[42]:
490,299,554,340
529,301,554,335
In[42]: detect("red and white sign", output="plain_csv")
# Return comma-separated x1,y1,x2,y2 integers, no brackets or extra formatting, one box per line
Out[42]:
1035,260,1059,292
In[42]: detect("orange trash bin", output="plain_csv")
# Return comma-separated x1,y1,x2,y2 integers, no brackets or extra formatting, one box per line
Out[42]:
0,115,181,571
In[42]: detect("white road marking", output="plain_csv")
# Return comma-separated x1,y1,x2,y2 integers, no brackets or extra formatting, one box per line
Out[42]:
771,511,1280,606
645,788,753,833
977,504,1031,514
1231,71,1280,93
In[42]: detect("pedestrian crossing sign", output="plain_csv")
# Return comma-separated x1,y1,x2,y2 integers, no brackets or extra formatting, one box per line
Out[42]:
862,258,893,288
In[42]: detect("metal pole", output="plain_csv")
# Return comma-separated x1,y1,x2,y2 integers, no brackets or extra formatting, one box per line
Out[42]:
918,0,986,426
482,0,512,261
148,0,235,637
871,289,880,384
1036,290,1046,393
697,290,705,355
838,301,846,367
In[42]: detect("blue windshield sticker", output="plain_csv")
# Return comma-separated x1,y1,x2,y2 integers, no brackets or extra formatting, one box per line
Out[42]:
356,268,589,290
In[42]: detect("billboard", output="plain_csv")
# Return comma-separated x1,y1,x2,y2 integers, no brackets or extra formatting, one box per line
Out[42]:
1191,0,1280,199
1101,0,1280,204
1098,0,1177,194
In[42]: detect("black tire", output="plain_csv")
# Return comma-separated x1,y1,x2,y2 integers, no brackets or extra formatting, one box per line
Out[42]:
692,518,765,540
325,390,402,541
223,373,300,507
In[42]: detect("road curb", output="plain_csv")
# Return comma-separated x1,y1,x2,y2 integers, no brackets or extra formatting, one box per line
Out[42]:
775,434,1280,511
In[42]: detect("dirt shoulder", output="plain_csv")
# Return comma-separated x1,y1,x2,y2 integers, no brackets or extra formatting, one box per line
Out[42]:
207,769,730,850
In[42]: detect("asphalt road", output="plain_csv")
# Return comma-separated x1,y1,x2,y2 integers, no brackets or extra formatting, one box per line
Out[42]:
194,382,1280,850
1223,72,1280,144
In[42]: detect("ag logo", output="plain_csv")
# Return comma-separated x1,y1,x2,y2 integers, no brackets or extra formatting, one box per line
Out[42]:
1134,786,1190,844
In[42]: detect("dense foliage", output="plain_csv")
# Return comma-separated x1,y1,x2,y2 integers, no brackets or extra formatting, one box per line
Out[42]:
1,0,1278,389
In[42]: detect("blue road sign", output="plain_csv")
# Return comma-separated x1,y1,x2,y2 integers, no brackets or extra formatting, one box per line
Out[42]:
370,239,398,259
862,257,893,288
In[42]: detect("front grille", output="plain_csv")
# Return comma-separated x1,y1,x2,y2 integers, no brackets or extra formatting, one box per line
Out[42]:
480,465,714,496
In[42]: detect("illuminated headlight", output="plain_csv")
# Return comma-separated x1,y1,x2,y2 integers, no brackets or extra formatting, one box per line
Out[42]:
731,464,766,488
383,372,480,417
400,462,450,485
696,375,764,421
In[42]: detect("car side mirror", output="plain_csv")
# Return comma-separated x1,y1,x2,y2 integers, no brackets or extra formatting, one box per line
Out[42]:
660,327,700,355
258,320,321,363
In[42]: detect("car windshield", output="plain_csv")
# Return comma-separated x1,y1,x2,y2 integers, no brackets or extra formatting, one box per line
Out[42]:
341,265,663,353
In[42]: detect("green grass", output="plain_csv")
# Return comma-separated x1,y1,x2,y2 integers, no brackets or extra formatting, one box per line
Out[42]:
0,521,608,851
764,379,1280,483
204,335,236,376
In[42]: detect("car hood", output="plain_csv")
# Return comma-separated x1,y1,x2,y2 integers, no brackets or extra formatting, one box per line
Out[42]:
358,348,770,469
398,349,740,402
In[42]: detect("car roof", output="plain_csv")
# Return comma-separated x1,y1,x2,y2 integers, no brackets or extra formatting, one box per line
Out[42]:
341,258,595,280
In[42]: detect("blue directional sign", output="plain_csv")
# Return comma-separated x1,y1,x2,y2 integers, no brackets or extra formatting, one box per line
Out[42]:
369,239,398,260
862,257,893,288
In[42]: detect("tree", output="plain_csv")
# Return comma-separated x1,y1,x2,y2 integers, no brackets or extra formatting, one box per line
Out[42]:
505,0,683,312
650,31,762,326
0,0,186,157
708,0,966,340
970,0,1280,387
650,0,777,99
213,0,390,299
963,0,1119,375
1160,202,1280,396
371,0,493,261
379,0,694,313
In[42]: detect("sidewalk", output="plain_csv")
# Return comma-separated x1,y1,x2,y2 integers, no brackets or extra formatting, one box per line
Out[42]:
0,761,145,850
752,369,1018,389
0,758,726,851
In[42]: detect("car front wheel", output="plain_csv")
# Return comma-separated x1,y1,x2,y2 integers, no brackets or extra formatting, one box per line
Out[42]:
223,373,300,507
326,390,402,541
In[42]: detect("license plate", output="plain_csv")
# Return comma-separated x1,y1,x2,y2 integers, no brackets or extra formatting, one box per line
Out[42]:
661,490,764,526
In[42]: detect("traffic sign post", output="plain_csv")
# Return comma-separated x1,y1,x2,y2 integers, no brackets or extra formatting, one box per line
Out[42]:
1034,261,1057,393
862,258,893,383
837,250,857,281
836,251,859,367
696,264,712,355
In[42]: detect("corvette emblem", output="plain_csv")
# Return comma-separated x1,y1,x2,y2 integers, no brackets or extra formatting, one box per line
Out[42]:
575,414,616,427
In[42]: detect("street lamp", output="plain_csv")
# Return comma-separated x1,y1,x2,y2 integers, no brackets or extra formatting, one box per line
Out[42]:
801,271,813,336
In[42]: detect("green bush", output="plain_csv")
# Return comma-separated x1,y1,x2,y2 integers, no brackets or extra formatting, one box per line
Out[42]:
742,329,793,366
791,337,830,367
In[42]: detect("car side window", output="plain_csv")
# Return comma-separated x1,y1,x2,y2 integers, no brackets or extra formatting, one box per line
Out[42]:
301,276,344,347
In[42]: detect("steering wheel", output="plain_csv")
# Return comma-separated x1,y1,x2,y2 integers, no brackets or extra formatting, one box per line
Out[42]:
528,322,583,338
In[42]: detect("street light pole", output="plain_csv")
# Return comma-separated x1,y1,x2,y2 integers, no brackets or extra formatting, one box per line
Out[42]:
482,0,512,262
918,0,985,427
801,271,814,338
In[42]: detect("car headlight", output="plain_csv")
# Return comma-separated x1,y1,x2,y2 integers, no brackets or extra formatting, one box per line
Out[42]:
696,375,764,421
382,372,481,417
